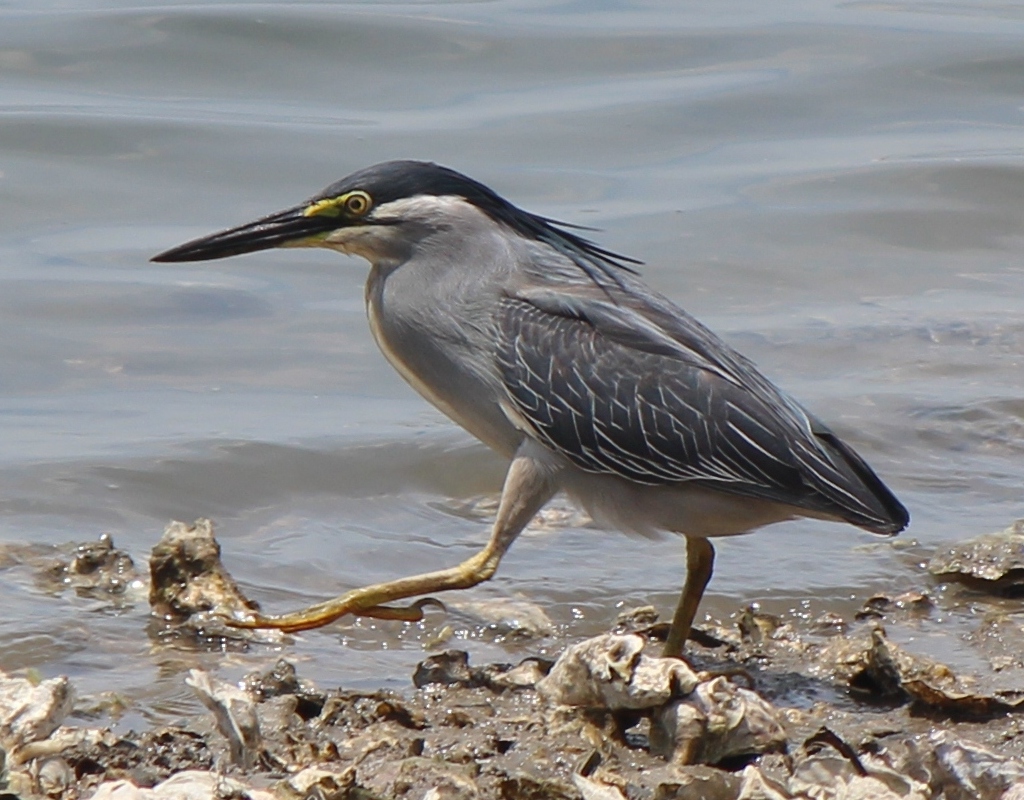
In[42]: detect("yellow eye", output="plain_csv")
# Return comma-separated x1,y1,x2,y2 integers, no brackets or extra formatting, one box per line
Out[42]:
302,190,373,219
344,191,371,216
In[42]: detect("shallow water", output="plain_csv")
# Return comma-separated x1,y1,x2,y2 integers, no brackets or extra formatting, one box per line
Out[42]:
1,1,1023,730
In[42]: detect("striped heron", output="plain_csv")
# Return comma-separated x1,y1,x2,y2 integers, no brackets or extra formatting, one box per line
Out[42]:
152,161,909,656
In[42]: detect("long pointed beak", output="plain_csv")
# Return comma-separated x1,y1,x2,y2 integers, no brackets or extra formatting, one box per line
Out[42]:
151,205,339,263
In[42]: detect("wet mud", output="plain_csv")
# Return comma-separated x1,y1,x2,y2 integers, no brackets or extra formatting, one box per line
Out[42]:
2,519,1024,799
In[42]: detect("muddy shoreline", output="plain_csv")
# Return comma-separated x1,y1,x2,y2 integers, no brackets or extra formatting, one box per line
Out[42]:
1,519,1024,799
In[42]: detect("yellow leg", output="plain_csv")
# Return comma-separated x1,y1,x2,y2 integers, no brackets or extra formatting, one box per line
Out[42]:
228,448,556,633
663,537,715,658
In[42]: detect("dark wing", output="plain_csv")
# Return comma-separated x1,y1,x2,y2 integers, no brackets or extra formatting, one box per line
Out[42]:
495,286,908,535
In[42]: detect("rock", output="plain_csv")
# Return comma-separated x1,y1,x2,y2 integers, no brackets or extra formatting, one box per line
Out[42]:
928,520,1024,594
735,766,793,800
14,604,1024,800
277,766,360,800
43,534,142,597
614,605,660,633
649,677,787,766
413,651,477,689
448,598,556,639
536,634,699,710
147,519,281,643
89,769,275,800
0,673,73,757
361,756,479,799
808,610,848,635
537,634,786,767
908,730,1024,800
15,726,113,763
573,773,628,800
856,590,934,621
36,757,74,798
0,535,143,604
413,651,551,692
790,749,929,799
67,727,214,786
497,774,578,800
80,780,145,800
647,765,745,800
737,605,785,643
818,625,1024,717
243,659,326,719
476,658,552,691
149,519,256,620
184,669,260,769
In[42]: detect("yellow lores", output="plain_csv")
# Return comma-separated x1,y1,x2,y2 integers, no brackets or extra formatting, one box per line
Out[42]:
303,190,373,219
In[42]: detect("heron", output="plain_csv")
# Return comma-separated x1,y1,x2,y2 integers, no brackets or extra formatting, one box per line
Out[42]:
152,160,909,656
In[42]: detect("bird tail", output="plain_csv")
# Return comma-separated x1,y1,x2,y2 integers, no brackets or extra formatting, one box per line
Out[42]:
802,423,909,536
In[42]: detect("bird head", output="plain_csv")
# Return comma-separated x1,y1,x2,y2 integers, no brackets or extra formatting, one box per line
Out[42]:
152,160,638,288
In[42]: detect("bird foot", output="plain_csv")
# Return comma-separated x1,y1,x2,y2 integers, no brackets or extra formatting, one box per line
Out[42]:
226,596,444,633
221,541,500,633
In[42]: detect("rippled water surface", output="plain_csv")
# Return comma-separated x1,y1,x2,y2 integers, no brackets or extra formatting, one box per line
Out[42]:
2,0,1023,727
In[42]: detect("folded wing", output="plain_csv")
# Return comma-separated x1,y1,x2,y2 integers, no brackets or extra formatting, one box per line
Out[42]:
495,286,908,535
